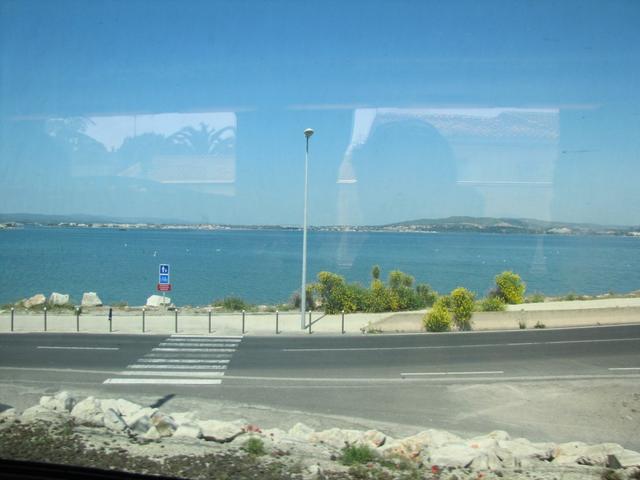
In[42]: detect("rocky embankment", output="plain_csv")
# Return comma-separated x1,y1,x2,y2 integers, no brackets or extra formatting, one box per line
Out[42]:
1,392,639,480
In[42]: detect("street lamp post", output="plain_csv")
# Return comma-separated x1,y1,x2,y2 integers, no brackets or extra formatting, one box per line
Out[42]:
301,128,314,329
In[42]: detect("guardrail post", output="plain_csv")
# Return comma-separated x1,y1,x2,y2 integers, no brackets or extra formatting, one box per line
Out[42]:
308,310,312,334
108,307,113,333
175,309,178,333
44,307,47,332
275,310,279,334
242,310,245,334
341,309,345,334
208,308,212,333
142,307,145,333
11,307,14,332
76,307,80,332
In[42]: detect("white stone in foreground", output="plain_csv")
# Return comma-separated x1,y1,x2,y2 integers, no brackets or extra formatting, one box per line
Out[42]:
48,292,70,306
24,293,46,308
71,396,104,426
81,292,103,307
146,294,171,307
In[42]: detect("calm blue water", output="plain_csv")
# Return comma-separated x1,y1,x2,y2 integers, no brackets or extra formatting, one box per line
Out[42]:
0,227,638,306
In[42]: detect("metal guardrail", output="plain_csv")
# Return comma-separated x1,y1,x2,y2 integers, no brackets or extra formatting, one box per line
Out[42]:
2,307,348,334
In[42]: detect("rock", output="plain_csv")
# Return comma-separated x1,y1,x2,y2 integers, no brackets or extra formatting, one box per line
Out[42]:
39,391,77,413
288,422,314,441
24,294,46,308
125,408,157,435
146,295,171,307
170,411,198,426
71,397,104,426
497,438,554,463
552,441,590,465
306,464,323,476
429,444,480,467
173,423,202,439
151,411,177,437
199,419,245,442
360,430,387,448
116,399,143,418
381,429,462,460
468,451,503,471
81,292,102,307
103,408,128,432
573,443,626,466
48,292,70,306
612,449,640,468
21,405,66,424
142,425,162,441
309,428,363,448
0,408,18,420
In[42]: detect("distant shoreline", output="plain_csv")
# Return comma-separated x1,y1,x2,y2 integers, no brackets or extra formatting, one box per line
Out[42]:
2,222,640,237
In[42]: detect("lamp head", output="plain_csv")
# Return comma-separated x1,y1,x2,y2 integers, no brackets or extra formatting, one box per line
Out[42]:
304,128,314,138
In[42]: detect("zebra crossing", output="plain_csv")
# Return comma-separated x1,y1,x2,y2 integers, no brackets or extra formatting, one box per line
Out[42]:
103,334,242,385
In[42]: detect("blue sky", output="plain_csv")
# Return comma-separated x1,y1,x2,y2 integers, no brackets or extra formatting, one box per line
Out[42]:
1,0,639,225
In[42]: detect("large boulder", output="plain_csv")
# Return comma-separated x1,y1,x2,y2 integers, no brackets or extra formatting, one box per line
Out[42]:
39,391,77,413
429,443,480,467
48,292,70,306
81,292,102,307
70,397,104,426
24,294,46,308
146,295,171,307
151,411,177,437
103,408,128,432
198,419,245,442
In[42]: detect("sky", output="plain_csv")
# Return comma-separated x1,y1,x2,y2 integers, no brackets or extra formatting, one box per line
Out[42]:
0,0,639,226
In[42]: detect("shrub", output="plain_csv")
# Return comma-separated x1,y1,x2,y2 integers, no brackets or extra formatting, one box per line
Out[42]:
388,270,414,290
290,284,316,310
480,296,506,312
415,283,438,307
345,283,369,312
365,279,398,312
424,300,451,332
213,296,251,311
316,271,357,314
495,271,526,304
371,265,381,280
534,321,546,329
242,437,266,456
527,292,545,303
449,287,475,330
339,444,378,466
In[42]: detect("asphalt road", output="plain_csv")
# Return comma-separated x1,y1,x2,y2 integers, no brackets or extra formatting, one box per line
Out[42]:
1,325,639,449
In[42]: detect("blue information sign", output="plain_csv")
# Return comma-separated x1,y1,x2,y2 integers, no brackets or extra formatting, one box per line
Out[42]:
159,264,170,275
159,274,169,284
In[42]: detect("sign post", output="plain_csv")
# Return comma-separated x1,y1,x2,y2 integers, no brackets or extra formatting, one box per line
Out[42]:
158,264,171,308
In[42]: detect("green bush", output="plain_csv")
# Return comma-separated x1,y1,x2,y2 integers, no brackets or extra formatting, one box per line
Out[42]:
480,296,506,312
316,271,360,314
242,437,266,456
423,300,451,332
527,292,545,303
415,283,438,307
388,270,414,290
494,271,526,304
371,265,381,280
450,287,475,330
339,444,378,466
345,283,369,312
213,296,252,311
365,279,399,312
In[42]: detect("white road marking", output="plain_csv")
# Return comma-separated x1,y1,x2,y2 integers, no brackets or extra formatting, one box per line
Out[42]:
37,346,119,351
119,371,224,378
283,337,640,352
159,342,239,348
608,367,640,371
104,378,222,385
128,364,227,370
138,358,229,364
401,371,504,377
153,347,237,352
170,335,243,339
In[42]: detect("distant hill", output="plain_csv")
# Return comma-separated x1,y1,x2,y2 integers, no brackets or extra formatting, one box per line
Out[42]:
381,216,638,235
